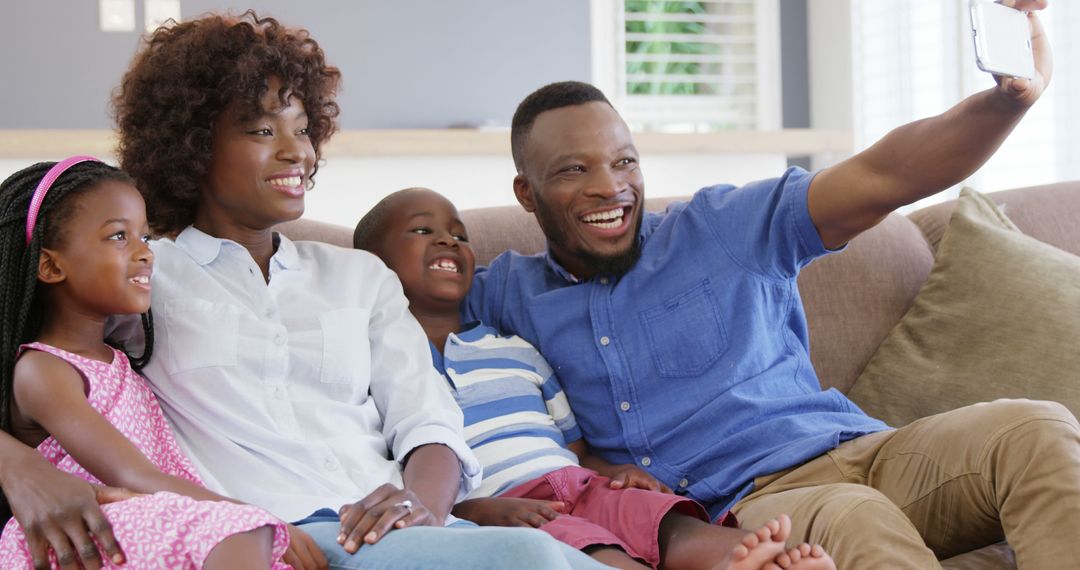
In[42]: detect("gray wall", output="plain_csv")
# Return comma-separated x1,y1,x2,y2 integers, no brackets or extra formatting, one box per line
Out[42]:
779,0,811,169
1,0,591,129
4,1,811,132
780,0,809,130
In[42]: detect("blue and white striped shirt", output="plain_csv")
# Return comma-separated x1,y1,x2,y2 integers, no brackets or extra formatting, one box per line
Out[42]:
430,323,583,498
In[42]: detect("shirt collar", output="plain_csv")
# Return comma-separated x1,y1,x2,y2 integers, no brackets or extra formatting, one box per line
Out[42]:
272,233,301,270
542,251,581,284
450,320,488,343
174,226,224,265
173,226,300,271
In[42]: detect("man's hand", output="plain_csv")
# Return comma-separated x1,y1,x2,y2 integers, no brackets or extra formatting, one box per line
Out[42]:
3,458,133,570
283,524,328,570
605,465,672,493
996,0,1052,108
336,484,437,553
453,497,565,528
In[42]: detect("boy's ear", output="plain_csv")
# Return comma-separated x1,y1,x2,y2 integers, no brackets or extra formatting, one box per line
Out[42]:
37,249,66,284
513,174,536,213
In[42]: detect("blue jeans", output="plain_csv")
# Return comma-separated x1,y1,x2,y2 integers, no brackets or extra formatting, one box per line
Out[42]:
296,512,609,569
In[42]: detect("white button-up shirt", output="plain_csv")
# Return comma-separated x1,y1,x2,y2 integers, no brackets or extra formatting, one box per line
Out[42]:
122,227,481,522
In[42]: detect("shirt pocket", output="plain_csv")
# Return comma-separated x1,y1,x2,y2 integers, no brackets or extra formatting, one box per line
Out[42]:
639,279,729,378
162,298,239,374
318,308,371,385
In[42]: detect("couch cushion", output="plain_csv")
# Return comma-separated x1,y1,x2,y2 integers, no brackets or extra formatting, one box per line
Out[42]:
910,181,1080,255
797,214,934,394
848,188,1080,426
276,217,353,249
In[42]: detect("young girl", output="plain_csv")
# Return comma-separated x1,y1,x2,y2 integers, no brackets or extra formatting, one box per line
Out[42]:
355,187,836,570
0,158,290,569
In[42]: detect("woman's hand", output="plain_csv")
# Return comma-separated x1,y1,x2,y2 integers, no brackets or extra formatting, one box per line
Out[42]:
336,484,437,553
2,454,133,570
453,497,565,528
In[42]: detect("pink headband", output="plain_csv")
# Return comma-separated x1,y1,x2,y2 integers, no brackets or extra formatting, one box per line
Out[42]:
25,156,101,245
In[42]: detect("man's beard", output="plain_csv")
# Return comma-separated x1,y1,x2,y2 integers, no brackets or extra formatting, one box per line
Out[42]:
573,230,643,277
536,196,645,278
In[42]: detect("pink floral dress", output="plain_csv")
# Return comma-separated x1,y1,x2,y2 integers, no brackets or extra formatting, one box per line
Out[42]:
0,343,291,569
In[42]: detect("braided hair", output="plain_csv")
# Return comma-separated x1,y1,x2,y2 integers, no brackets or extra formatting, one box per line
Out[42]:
0,161,155,435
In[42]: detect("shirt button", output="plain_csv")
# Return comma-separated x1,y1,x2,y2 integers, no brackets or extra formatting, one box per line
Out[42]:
599,277,609,285
274,387,285,399
600,336,610,346
641,457,652,467
274,333,285,346
324,457,336,470
620,401,631,412
265,308,274,318
679,478,689,488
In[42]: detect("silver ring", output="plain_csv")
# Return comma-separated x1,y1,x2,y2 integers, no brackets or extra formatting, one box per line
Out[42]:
394,499,413,513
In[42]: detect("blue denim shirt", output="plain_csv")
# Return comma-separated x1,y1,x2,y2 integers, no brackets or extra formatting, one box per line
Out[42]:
464,167,889,519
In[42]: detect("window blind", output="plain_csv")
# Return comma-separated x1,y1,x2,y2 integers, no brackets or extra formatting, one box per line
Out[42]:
618,0,779,131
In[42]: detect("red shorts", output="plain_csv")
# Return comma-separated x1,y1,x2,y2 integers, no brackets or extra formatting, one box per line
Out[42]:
501,465,714,568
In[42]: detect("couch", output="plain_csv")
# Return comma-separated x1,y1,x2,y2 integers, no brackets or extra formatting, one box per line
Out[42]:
278,180,1080,569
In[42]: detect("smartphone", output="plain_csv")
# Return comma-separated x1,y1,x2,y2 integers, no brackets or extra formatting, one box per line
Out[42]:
970,1,1035,79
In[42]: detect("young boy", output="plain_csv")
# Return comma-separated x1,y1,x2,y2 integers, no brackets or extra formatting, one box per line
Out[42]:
355,187,835,570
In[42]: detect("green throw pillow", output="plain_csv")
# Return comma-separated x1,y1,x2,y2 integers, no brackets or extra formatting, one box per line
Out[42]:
848,188,1080,426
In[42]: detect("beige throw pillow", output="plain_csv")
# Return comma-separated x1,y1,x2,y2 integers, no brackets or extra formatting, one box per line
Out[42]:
848,188,1080,426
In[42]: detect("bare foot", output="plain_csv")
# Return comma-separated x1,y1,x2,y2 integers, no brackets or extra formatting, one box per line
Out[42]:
764,543,836,570
728,514,790,570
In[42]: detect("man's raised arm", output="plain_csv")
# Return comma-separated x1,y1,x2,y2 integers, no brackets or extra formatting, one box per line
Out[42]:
808,0,1051,250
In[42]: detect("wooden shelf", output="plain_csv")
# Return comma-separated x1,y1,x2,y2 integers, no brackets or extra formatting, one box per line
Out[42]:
0,128,852,159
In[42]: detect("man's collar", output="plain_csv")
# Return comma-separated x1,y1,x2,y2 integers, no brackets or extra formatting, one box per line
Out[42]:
542,251,581,284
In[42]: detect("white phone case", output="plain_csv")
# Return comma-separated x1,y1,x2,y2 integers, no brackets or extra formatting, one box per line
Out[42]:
970,1,1034,79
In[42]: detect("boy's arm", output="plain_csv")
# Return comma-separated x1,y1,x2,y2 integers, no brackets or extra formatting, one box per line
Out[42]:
808,0,1050,249
0,429,130,570
14,352,225,504
453,497,566,528
570,440,672,494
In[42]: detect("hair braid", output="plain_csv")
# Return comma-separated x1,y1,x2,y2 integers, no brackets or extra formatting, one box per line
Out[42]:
0,161,154,433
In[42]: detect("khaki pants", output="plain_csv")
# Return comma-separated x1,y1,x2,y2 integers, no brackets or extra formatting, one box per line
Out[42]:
730,399,1080,569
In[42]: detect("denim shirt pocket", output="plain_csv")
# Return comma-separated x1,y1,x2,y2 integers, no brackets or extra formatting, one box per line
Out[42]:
318,308,371,385
639,279,729,378
162,298,240,374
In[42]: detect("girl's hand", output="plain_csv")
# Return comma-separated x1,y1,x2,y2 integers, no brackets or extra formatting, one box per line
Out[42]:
453,497,565,528
336,484,436,553
283,524,327,570
607,465,673,493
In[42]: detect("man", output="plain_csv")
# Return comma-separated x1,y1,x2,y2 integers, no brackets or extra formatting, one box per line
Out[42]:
467,2,1080,567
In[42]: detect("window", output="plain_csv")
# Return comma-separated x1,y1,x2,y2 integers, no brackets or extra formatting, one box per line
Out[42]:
852,1,1080,204
593,0,781,132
